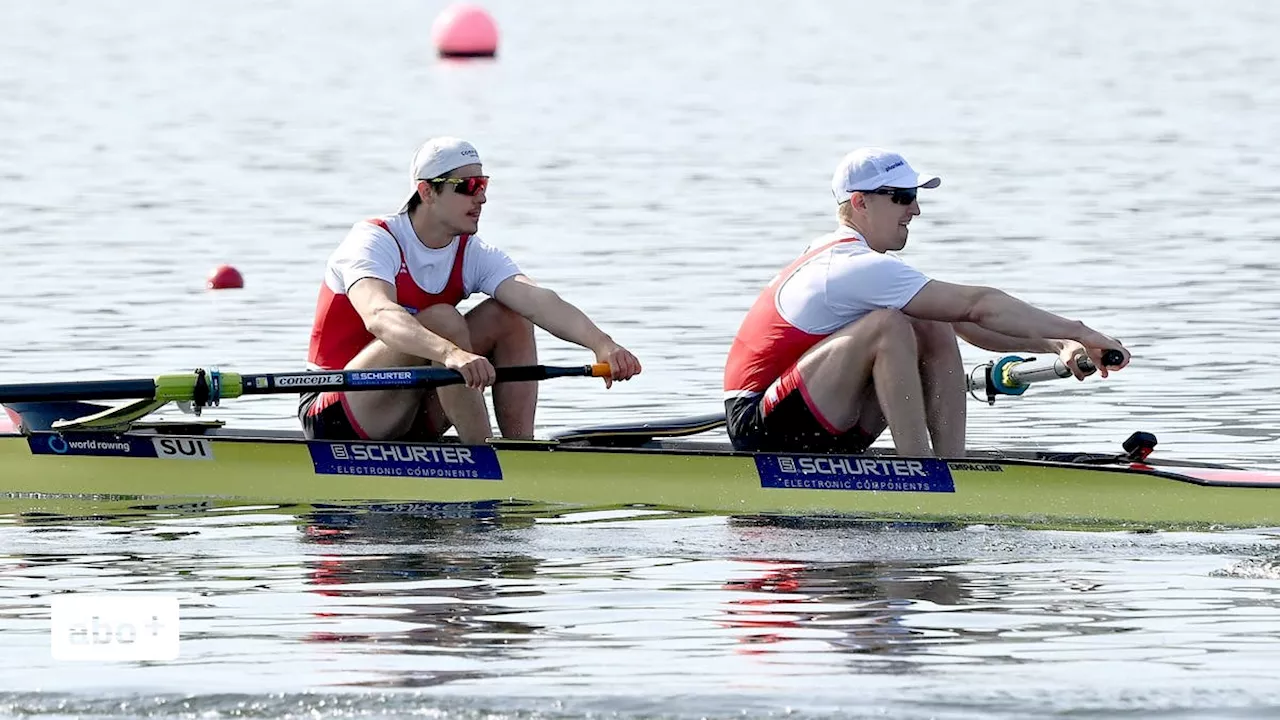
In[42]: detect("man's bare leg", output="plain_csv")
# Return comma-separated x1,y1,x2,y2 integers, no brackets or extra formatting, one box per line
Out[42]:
794,309,934,456
463,299,538,439
342,304,492,443
911,318,966,457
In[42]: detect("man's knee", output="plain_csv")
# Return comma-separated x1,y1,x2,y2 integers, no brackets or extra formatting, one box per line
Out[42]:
909,317,959,356
466,299,535,351
482,300,533,335
417,304,473,351
824,309,916,358
862,309,917,354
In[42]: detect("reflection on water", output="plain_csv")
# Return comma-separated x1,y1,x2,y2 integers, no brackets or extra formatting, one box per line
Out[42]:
1,506,1280,715
718,561,970,661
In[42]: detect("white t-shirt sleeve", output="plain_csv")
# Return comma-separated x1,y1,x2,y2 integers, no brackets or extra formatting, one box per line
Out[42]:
826,253,932,312
327,221,401,292
462,235,522,297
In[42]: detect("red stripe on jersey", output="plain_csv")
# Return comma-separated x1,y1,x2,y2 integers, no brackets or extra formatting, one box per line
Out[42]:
308,219,470,370
723,238,859,394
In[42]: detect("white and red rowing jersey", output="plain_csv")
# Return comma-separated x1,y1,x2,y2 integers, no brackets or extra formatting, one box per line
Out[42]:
307,212,521,370
723,225,932,397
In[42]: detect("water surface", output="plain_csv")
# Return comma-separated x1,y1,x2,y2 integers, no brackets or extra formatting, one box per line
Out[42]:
2,0,1280,716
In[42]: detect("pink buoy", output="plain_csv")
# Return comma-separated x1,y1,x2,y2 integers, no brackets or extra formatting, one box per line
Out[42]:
207,265,244,290
432,4,499,58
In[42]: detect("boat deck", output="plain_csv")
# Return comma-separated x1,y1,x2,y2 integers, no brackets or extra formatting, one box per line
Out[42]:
5,403,1280,529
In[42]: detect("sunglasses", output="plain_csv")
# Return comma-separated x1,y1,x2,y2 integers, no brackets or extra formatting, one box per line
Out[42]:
428,176,489,196
862,187,918,206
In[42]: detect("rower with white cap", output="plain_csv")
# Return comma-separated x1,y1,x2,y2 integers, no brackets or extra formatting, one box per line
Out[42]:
302,136,641,444
722,147,1130,457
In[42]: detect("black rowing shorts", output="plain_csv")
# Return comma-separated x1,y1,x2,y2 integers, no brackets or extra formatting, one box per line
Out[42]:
298,391,365,440
725,385,878,455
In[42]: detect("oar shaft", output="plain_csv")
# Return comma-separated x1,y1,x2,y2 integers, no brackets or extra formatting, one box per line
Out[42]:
234,363,611,396
0,378,157,403
1005,356,1090,385
0,363,613,404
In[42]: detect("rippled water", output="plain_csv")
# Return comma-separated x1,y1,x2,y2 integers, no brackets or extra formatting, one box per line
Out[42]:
5,514,1280,718
3,0,1280,716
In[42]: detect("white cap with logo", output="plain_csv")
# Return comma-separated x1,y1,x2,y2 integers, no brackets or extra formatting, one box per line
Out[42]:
831,148,941,204
400,136,483,212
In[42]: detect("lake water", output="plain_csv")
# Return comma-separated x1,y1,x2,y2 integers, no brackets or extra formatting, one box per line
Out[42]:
2,0,1280,717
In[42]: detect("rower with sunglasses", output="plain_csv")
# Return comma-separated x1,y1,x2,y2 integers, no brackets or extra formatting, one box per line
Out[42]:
302,136,641,444
723,147,1130,458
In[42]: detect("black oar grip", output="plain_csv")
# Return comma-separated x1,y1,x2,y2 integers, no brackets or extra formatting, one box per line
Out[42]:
1074,349,1126,374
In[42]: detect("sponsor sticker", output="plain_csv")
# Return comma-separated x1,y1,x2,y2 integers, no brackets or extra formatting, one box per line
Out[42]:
309,441,503,480
273,373,343,388
28,433,158,458
346,370,416,388
757,454,955,493
27,433,214,461
947,462,1005,473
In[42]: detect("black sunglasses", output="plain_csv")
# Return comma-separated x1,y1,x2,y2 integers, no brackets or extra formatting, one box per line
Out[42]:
862,187,918,206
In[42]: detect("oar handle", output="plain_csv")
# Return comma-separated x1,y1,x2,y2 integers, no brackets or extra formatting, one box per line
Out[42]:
969,349,1125,405
1012,348,1126,384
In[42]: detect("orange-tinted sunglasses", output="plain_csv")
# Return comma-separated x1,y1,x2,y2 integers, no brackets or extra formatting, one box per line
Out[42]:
429,176,489,196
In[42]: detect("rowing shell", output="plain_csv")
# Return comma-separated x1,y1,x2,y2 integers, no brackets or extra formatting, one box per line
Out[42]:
4,406,1280,530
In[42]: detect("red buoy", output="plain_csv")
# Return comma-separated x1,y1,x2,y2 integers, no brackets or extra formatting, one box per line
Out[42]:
432,4,499,58
207,265,244,290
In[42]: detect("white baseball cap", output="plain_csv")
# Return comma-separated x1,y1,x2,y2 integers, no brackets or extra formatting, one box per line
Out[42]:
400,136,483,212
831,147,940,204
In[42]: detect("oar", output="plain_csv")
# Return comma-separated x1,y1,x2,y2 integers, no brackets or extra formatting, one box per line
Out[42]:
0,363,614,407
968,349,1125,405
550,350,1129,445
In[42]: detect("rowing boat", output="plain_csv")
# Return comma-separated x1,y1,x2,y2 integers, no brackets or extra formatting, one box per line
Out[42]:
3,356,1279,530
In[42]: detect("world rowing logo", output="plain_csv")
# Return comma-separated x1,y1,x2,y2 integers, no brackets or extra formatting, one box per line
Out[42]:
46,436,68,454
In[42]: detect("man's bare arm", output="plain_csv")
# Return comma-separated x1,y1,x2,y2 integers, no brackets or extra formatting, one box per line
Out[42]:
903,280,1130,375
953,323,1064,354
346,278,494,387
493,275,642,386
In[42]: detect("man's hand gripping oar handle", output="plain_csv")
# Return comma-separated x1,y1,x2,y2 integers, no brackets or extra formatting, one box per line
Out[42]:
969,349,1126,405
